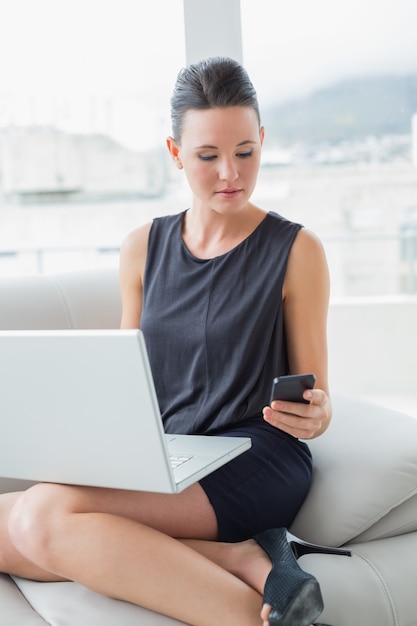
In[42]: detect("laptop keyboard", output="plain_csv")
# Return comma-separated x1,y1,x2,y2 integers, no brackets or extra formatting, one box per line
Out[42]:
169,454,193,469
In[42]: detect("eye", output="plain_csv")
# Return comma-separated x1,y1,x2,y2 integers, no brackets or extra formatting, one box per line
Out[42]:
198,154,217,161
237,149,253,158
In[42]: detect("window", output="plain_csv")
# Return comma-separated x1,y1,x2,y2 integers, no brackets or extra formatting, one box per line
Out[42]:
2,0,417,295
0,0,185,274
241,0,417,296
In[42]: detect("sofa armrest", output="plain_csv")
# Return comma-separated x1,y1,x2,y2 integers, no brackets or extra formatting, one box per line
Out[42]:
291,392,417,546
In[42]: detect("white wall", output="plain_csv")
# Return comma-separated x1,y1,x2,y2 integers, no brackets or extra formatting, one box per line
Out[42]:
183,0,243,64
328,296,417,414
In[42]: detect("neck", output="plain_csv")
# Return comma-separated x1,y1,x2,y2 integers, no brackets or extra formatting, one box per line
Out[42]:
182,204,266,259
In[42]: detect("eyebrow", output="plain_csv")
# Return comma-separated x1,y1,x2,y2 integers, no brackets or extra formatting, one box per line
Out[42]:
194,140,257,150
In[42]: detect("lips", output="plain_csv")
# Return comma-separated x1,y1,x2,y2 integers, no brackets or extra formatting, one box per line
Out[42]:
215,188,242,197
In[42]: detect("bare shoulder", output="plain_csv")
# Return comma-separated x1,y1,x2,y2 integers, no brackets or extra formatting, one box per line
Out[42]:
119,222,152,329
120,222,153,261
292,227,326,259
283,227,329,298
120,222,152,277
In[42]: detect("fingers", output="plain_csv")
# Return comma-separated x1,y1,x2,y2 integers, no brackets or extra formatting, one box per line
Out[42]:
262,389,328,439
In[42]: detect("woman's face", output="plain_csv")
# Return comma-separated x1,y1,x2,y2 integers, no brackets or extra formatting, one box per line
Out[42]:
167,106,264,215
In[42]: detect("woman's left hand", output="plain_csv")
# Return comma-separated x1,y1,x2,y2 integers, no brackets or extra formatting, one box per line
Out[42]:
262,389,332,440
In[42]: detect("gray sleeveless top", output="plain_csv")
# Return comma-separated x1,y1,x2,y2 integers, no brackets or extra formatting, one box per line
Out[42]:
141,210,302,435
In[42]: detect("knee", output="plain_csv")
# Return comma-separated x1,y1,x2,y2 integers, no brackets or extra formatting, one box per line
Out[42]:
8,483,65,567
0,492,23,573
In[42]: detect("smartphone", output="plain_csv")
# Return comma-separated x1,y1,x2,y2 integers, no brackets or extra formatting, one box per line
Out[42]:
270,373,316,404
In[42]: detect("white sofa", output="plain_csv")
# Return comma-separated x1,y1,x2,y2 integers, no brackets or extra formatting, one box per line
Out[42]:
1,268,417,626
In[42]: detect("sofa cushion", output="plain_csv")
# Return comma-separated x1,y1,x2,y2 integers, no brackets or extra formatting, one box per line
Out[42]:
291,393,417,546
353,492,417,542
12,577,187,626
300,531,417,626
0,574,48,625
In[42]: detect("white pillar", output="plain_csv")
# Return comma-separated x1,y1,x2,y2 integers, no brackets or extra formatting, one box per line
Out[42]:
412,113,417,168
183,0,243,65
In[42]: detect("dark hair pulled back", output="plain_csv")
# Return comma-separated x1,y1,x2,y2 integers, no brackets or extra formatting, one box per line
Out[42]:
170,56,260,143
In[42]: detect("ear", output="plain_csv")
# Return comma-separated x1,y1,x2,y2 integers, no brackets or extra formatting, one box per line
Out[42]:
166,136,183,169
260,126,265,146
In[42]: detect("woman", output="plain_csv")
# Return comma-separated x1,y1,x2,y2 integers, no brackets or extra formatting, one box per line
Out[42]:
0,57,334,626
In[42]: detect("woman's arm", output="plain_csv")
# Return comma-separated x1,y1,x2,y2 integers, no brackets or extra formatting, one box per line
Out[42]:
119,223,152,329
263,228,332,439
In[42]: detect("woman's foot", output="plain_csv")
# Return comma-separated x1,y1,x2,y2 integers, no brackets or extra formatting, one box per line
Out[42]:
217,536,321,625
185,533,328,625
254,528,324,626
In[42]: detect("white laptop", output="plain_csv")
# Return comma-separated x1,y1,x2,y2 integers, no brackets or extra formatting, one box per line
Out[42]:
0,329,251,493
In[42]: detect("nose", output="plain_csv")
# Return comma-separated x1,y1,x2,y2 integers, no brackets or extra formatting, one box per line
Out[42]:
218,157,238,182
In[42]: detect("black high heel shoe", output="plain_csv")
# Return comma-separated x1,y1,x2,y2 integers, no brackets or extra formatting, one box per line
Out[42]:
286,531,352,559
254,528,351,626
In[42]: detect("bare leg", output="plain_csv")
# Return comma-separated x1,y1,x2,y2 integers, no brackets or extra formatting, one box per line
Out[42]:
2,481,218,580
0,492,65,581
182,537,271,595
7,483,268,626
182,539,276,626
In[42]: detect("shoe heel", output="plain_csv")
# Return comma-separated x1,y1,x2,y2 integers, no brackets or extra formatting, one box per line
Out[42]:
287,531,352,559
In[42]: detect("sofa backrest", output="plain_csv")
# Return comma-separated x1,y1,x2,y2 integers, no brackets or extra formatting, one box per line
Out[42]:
0,269,121,331
2,268,416,399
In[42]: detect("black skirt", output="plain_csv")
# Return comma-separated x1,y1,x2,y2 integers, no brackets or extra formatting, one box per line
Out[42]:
199,417,313,542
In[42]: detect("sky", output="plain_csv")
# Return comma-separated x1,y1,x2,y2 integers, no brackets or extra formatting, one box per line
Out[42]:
241,0,417,104
1,0,417,145
0,0,185,99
